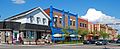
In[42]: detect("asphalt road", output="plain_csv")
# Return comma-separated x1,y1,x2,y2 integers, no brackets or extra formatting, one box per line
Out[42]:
0,43,120,49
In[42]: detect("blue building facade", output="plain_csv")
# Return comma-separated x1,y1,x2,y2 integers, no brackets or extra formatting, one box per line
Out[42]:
46,6,79,42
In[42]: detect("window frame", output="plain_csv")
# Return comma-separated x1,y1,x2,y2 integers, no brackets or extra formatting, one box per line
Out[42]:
70,20,72,26
30,16,34,23
80,23,82,27
73,21,75,26
43,18,46,24
59,18,62,24
36,17,41,24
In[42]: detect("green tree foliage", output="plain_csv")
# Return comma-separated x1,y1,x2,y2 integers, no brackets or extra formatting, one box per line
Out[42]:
117,34,120,39
99,31,109,39
74,28,89,40
61,27,69,37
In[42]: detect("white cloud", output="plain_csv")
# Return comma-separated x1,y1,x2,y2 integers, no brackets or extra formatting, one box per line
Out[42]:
81,8,120,24
11,0,26,4
81,8,120,33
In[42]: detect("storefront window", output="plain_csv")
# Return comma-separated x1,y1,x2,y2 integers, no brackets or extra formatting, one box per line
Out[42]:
23,32,26,38
13,31,19,39
14,33,17,38
27,31,34,39
31,31,34,38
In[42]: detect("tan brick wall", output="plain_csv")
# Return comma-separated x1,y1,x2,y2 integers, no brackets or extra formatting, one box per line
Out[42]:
65,14,68,28
70,16,76,29
0,31,12,44
1,31,5,43
6,31,12,44
53,11,62,28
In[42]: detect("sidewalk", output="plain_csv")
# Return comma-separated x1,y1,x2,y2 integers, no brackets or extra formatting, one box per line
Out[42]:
0,43,83,46
0,43,48,46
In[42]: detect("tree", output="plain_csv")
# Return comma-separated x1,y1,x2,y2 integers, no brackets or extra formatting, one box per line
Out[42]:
74,28,82,35
80,30,89,40
117,34,120,39
61,27,70,42
99,31,109,39
62,27,69,37
74,28,89,40
81,30,88,36
92,30,99,40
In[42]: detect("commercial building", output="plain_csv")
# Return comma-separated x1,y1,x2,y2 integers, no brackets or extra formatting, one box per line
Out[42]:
0,7,51,44
0,6,118,44
87,22,94,40
93,23,118,40
44,6,78,42
78,17,88,40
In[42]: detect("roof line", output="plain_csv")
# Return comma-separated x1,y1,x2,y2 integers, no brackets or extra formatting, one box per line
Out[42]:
5,7,50,20
5,7,38,20
44,7,77,16
52,8,77,16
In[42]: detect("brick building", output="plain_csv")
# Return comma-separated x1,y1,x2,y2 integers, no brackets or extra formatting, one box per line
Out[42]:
44,6,78,41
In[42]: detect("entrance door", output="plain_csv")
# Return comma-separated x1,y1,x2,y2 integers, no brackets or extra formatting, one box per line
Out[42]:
36,32,41,40
13,31,19,41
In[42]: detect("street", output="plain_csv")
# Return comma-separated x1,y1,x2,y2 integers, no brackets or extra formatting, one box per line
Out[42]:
0,43,120,49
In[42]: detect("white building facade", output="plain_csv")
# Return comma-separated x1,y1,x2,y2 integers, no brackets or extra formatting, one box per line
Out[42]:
0,7,52,44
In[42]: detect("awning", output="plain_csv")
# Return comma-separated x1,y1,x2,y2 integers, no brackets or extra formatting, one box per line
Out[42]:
70,34,81,37
53,34,62,37
78,35,82,37
70,34,76,37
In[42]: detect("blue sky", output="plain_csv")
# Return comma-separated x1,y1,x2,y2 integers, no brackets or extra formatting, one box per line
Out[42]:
0,0,120,33
0,0,120,20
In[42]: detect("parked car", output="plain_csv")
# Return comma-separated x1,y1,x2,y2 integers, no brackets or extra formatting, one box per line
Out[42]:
108,40,116,43
83,40,96,44
95,39,109,45
116,39,120,43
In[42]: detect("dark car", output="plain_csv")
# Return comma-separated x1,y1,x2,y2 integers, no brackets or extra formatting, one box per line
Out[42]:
83,40,96,44
95,39,108,45
116,39,120,43
108,40,116,43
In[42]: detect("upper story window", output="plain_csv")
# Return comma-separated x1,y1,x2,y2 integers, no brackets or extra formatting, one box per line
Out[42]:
73,21,75,26
37,17,41,24
83,24,85,27
54,15,58,23
30,16,34,23
80,23,82,27
54,17,57,23
43,18,46,24
70,20,72,26
59,18,62,24
85,24,87,27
